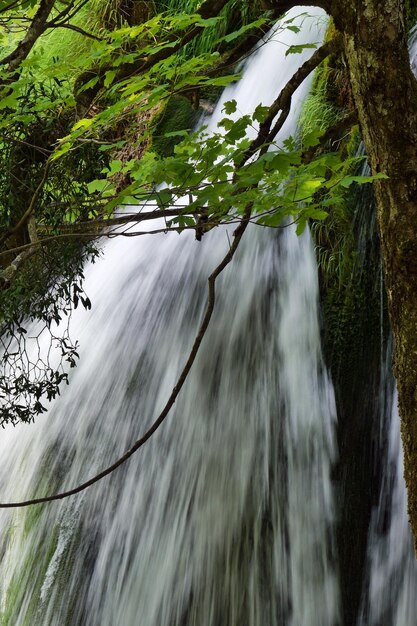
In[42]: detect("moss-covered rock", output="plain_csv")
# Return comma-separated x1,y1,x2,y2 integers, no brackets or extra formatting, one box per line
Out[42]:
152,95,199,157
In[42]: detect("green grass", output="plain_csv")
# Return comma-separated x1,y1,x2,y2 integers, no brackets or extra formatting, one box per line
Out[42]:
299,78,343,143
33,0,100,83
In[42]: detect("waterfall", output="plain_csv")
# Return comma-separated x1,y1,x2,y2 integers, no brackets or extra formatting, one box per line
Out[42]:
359,353,417,626
0,10,340,626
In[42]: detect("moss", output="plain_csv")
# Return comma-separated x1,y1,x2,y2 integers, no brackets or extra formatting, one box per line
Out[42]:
0,442,85,625
1,513,60,625
152,95,198,157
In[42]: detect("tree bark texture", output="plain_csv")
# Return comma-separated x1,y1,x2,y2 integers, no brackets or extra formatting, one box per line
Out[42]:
333,0,417,549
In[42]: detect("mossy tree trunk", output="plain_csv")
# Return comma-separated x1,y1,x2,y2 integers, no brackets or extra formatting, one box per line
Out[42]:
328,0,417,549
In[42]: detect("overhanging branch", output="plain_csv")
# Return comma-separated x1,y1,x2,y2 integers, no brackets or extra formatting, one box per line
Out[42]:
0,6,340,502
243,33,342,162
0,204,251,507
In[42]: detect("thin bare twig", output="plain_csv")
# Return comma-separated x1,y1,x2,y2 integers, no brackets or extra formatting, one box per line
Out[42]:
46,22,103,41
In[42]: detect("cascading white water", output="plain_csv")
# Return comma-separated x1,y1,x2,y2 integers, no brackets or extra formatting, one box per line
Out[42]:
359,362,417,626
0,9,339,625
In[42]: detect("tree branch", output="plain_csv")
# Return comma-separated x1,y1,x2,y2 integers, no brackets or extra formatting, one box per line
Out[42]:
242,34,342,162
46,0,90,26
44,207,197,233
0,161,51,248
46,22,103,41
0,0,56,72
0,206,251,507
0,0,25,15
0,246,37,286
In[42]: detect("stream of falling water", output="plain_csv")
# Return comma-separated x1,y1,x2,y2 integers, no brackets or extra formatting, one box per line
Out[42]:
3,6,417,626
0,9,341,625
358,356,417,626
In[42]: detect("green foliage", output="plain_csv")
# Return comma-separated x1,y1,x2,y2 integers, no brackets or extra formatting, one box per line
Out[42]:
299,73,344,142
0,240,99,425
78,100,382,236
0,3,389,424
154,0,267,57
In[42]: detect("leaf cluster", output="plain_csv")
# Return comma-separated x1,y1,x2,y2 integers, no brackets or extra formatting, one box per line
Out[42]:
0,3,388,424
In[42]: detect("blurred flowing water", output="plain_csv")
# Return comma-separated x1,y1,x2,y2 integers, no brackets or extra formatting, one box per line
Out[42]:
358,353,417,626
0,9,341,625
1,7,417,626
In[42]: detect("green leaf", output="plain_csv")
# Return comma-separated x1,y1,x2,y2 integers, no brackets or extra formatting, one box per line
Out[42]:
176,215,196,228
75,76,99,93
222,99,237,115
296,217,307,235
105,160,124,175
155,188,173,207
305,208,328,220
104,70,117,88
268,150,301,172
224,115,251,143
256,210,286,228
72,118,94,131
216,19,267,44
218,118,234,131
51,140,72,160
253,104,270,124
285,43,318,56
87,179,109,194
282,136,297,151
195,16,220,27
163,130,190,138
303,127,325,148
338,172,389,188
290,177,326,201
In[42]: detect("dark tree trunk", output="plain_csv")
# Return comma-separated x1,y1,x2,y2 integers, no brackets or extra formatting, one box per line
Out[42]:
330,0,417,549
